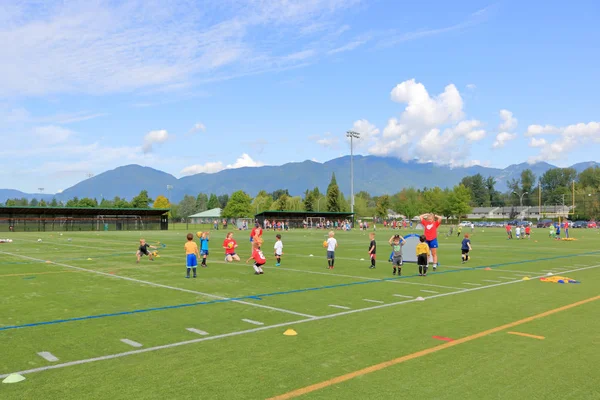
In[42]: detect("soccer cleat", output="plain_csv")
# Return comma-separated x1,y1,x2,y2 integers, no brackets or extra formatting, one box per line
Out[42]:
433,266,437,271
259,271,264,274
254,272,260,275
275,263,280,267
185,276,190,279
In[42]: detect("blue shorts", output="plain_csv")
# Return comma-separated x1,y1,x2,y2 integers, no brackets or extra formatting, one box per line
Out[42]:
327,251,335,259
250,237,253,242
201,250,209,256
186,254,198,268
426,238,438,249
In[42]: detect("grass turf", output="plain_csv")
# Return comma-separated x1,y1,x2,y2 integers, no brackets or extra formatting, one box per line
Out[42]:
0,227,599,399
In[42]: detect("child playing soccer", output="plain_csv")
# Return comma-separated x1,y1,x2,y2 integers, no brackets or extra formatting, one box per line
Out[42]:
274,234,283,266
184,233,200,278
457,225,462,237
368,232,376,269
416,235,430,276
525,224,531,239
326,231,338,269
199,232,210,267
515,226,521,240
246,237,266,274
389,234,406,275
461,233,472,264
223,232,240,262
136,239,157,263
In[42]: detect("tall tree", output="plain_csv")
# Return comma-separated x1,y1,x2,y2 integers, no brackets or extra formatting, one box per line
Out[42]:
444,184,472,220
326,173,341,212
540,168,577,205
153,195,170,209
50,198,58,207
221,190,252,218
178,195,197,218
273,194,289,211
269,189,290,201
131,190,153,208
30,198,39,206
195,193,208,213
421,187,445,214
252,190,273,214
578,166,600,190
207,194,220,209
78,197,98,207
218,194,229,209
460,174,488,206
65,197,79,207
375,195,390,218
303,191,315,211
520,169,536,206
113,196,131,208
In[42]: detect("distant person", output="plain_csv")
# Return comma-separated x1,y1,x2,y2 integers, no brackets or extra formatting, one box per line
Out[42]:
389,234,406,276
136,239,157,263
457,225,463,237
223,232,240,262
184,233,200,278
470,223,474,232
419,213,443,271
555,224,561,240
564,220,569,238
461,234,472,264
246,237,266,275
515,226,521,240
199,232,210,267
326,231,338,269
250,222,263,244
416,235,430,276
549,225,556,239
525,224,531,239
368,232,377,269
505,223,513,240
274,234,283,266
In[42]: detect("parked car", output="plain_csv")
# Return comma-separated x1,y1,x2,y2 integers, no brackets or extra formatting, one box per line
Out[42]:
572,221,588,228
459,221,472,227
537,219,553,228
588,221,597,228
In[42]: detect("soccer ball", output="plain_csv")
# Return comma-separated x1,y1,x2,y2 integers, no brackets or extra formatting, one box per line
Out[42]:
228,242,234,249
37,239,42,242
196,232,202,238
322,240,328,248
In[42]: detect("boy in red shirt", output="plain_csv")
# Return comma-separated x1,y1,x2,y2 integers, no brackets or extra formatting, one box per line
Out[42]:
250,222,263,245
525,224,531,239
505,223,513,239
246,237,266,274
223,232,240,262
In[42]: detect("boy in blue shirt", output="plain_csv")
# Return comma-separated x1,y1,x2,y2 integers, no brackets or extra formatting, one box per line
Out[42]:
199,232,210,267
461,234,472,264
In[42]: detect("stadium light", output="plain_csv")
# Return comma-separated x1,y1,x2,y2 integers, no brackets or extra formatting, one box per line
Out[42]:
512,191,528,208
167,185,173,204
346,130,361,216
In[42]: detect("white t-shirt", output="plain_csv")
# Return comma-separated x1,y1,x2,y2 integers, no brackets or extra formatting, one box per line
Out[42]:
327,237,337,252
515,227,521,236
274,241,283,255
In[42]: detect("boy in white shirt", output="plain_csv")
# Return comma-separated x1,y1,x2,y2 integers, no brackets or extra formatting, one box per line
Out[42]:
515,226,521,239
326,231,338,269
274,234,283,266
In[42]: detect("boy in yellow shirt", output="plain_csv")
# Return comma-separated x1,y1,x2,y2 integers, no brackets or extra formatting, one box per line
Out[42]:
184,233,200,279
415,235,430,276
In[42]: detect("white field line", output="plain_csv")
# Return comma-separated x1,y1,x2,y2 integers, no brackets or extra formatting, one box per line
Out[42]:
272,266,464,290
462,282,482,286
392,294,413,298
2,264,599,379
420,290,439,294
362,299,384,304
440,265,534,274
186,328,208,336
0,250,316,319
120,339,142,348
482,279,501,283
328,305,351,310
497,277,516,280
241,319,264,326
37,352,59,362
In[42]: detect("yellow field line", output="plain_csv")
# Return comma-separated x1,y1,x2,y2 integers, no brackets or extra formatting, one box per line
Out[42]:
267,295,600,400
507,331,545,340
0,270,79,278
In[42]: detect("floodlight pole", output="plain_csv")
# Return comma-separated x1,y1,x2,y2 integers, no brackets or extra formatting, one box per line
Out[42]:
346,131,360,218
167,185,173,204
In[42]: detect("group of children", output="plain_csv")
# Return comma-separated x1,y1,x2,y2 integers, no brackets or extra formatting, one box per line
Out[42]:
505,224,532,240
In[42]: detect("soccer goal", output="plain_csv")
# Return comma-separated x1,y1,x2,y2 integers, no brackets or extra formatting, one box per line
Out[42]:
306,217,325,229
237,218,253,230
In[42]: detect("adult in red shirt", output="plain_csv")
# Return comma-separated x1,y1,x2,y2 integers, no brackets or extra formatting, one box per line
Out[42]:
505,223,513,239
250,222,263,243
223,232,240,262
525,224,531,239
419,213,443,271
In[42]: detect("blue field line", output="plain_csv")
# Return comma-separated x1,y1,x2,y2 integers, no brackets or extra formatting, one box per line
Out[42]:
1,250,599,332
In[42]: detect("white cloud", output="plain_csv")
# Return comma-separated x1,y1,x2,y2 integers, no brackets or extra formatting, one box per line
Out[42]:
188,123,206,135
142,130,169,153
328,39,368,55
348,119,380,148
528,121,600,162
466,83,476,90
313,132,340,148
180,154,264,176
498,109,518,132
0,0,361,97
33,125,75,144
529,137,547,148
492,132,517,149
369,79,484,165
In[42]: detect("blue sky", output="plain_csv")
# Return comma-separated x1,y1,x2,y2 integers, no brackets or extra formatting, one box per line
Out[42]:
1,0,599,194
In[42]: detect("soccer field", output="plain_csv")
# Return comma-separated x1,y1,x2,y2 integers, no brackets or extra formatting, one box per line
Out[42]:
1,227,599,399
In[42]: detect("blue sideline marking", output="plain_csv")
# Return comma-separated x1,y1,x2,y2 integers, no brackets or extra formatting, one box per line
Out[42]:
1,251,598,332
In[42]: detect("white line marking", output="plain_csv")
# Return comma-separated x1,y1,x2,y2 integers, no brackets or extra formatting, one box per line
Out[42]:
420,290,439,294
328,305,351,310
363,299,384,304
540,270,555,273
186,328,208,336
441,265,533,274
120,339,142,348
482,279,501,283
462,282,482,286
0,250,316,319
3,264,598,379
497,277,515,280
37,352,59,362
241,319,264,326
512,274,530,277
392,294,413,299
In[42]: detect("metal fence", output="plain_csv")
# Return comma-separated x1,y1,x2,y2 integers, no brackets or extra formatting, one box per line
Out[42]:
0,215,165,232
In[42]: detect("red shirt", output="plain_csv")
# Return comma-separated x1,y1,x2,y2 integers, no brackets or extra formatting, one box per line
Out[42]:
223,238,237,254
505,225,511,232
252,248,266,264
525,226,531,234
421,219,441,241
250,227,263,238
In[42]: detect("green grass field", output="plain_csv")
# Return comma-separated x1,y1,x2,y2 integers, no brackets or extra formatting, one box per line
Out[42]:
1,227,599,399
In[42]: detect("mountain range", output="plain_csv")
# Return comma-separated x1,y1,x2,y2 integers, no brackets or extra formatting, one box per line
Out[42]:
1,157,598,204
